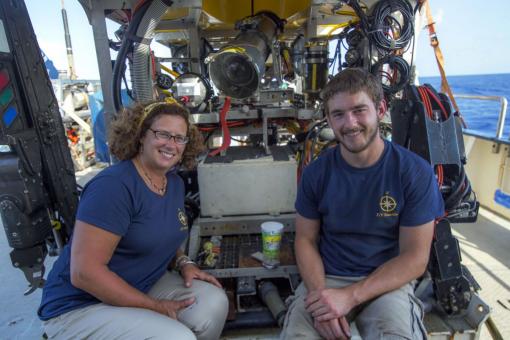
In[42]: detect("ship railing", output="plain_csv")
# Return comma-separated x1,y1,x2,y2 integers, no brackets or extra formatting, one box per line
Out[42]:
458,94,509,144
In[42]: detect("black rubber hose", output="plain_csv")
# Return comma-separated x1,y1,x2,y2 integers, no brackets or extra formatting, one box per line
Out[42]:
347,0,370,30
223,310,277,330
444,167,467,210
112,0,152,113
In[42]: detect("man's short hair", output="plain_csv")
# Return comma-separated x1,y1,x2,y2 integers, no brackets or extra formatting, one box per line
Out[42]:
321,68,383,115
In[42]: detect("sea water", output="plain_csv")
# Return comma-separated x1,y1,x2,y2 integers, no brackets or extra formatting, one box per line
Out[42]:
420,73,510,138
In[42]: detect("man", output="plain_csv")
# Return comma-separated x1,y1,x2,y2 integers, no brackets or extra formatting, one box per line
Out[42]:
281,68,444,339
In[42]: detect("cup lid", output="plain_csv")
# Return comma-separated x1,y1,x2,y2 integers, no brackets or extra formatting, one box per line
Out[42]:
261,221,284,232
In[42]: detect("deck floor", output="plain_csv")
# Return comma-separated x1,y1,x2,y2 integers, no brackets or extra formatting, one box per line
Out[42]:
452,209,510,339
0,166,508,339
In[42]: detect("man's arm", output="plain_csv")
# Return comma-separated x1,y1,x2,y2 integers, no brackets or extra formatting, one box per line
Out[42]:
295,213,326,291
308,220,435,322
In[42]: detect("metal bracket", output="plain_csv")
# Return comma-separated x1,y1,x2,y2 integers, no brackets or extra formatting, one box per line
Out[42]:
9,245,48,295
21,264,46,296
263,114,270,155
236,276,259,313
430,220,475,316
464,293,490,329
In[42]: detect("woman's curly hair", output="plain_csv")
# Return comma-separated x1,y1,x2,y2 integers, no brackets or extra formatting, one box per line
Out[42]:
108,101,205,169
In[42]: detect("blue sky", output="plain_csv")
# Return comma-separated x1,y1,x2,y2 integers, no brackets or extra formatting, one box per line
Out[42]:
25,0,510,79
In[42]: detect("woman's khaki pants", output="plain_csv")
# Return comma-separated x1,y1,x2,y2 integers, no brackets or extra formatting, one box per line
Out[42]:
43,271,229,340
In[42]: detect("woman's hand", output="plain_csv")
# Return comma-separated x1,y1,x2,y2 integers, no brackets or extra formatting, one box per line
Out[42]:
180,263,222,288
153,297,195,319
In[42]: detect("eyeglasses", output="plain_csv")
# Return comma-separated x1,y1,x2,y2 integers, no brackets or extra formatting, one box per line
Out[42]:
148,128,189,145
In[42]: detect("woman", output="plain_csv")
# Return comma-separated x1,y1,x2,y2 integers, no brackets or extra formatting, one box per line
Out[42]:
39,102,228,339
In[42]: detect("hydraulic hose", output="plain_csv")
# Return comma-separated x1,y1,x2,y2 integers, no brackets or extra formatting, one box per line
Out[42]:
112,1,151,112
132,0,172,102
112,0,172,112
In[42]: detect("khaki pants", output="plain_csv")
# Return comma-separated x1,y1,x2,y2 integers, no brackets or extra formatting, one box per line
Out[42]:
43,271,229,340
280,276,427,340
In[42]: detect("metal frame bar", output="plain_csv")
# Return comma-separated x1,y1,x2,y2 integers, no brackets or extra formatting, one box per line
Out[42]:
455,94,508,140
78,0,125,137
190,107,297,124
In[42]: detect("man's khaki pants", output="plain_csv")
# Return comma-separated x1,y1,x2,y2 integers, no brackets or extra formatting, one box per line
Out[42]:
280,275,427,340
43,271,229,340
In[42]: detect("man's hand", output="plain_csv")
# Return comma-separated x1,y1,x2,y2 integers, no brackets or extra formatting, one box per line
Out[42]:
153,298,195,319
305,287,357,322
314,316,351,340
180,263,222,288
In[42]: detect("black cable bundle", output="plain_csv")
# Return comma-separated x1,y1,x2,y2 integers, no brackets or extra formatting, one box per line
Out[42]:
369,0,414,52
297,118,328,174
371,55,410,94
347,0,370,29
444,166,472,212
112,1,153,113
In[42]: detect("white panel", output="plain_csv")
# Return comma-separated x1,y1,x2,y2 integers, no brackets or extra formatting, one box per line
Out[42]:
198,156,297,217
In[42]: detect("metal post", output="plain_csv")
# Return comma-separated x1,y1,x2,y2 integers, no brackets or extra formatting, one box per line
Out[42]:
492,96,507,139
188,7,202,74
89,2,115,136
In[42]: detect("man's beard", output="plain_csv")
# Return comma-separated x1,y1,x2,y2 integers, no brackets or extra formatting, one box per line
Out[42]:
338,124,379,154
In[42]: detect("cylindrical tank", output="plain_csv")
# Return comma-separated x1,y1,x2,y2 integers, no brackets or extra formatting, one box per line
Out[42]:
303,42,329,95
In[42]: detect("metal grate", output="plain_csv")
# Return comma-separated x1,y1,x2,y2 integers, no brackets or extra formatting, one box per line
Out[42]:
198,233,295,269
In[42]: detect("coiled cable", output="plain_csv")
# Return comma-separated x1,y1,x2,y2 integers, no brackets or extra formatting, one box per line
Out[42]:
371,55,410,94
369,0,414,51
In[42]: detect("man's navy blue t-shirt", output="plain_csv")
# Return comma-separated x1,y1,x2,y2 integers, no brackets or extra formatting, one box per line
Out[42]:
38,160,188,320
295,140,444,277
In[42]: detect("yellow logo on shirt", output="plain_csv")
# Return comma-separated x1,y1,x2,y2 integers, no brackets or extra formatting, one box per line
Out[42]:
376,192,398,217
178,209,188,230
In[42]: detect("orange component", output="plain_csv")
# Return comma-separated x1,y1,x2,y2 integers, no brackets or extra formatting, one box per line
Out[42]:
422,0,464,127
66,129,79,145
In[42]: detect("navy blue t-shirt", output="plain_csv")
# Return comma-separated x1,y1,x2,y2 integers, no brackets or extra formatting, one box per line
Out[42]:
295,140,444,277
38,160,188,320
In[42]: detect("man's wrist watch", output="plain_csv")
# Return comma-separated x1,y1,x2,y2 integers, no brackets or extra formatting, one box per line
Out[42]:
175,255,196,271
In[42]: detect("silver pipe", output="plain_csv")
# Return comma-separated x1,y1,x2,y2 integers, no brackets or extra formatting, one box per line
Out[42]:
258,281,286,327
